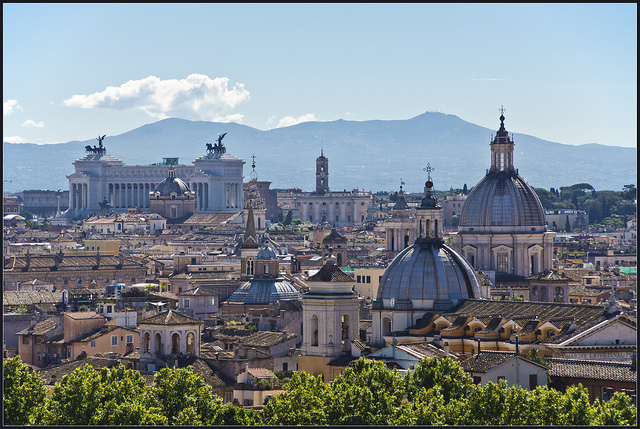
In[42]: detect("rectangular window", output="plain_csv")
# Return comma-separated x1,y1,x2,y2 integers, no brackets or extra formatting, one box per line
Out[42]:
197,297,204,306
209,297,215,306
366,276,371,283
361,202,365,206
473,376,482,385
184,298,190,308
126,335,133,344
111,335,118,346
497,253,508,273
37,352,41,361
283,362,288,372
357,275,361,283
529,374,538,390
22,336,29,345
91,340,96,347
225,392,233,403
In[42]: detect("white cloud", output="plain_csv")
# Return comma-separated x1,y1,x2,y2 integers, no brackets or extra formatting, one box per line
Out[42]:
22,119,44,128
4,135,26,143
62,74,250,121
4,99,23,116
275,113,318,128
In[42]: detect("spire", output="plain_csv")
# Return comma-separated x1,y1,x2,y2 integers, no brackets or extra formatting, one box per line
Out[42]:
250,154,258,180
244,205,257,245
489,106,516,173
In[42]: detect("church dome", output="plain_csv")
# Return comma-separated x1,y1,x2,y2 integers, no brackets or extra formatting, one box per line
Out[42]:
375,237,480,311
458,112,545,230
153,169,191,196
225,278,302,305
459,173,545,228
256,245,278,260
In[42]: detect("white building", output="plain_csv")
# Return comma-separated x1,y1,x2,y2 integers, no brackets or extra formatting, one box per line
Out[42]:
66,140,244,219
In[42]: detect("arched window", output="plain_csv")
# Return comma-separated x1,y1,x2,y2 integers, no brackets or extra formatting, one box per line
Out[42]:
143,332,150,353
171,333,180,354
382,317,392,336
155,333,162,355
186,332,195,354
311,315,319,346
341,314,350,351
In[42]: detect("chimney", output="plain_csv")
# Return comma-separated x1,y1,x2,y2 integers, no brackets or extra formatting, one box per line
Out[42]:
515,335,519,355
477,339,481,355
24,250,31,271
95,250,101,268
443,342,449,356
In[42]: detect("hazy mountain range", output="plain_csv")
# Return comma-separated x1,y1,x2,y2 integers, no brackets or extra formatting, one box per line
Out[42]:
3,112,636,194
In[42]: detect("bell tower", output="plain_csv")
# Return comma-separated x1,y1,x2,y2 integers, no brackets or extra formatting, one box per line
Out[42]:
315,148,329,194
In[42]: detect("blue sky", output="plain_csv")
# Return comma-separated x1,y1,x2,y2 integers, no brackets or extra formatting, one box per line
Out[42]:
3,3,637,147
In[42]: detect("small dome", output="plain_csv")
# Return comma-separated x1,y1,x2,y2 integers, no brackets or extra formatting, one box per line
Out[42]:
225,279,302,305
153,169,191,196
459,173,545,228
376,237,480,311
256,246,277,260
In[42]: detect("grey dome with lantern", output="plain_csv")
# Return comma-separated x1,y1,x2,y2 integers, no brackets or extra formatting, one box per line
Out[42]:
374,236,480,311
458,113,545,232
153,169,192,196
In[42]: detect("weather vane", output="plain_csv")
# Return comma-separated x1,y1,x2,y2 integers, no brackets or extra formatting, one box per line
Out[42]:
423,163,435,181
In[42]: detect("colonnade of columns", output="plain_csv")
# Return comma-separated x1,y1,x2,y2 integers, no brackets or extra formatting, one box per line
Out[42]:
108,183,155,209
70,183,88,211
191,182,209,211
225,182,241,209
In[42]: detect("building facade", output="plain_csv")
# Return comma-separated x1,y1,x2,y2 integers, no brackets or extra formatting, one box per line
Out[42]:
450,112,555,278
277,151,374,227
66,140,244,219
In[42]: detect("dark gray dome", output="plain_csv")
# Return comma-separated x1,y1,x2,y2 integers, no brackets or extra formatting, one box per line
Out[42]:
459,173,545,228
256,246,277,260
154,173,191,196
225,278,302,305
376,237,480,311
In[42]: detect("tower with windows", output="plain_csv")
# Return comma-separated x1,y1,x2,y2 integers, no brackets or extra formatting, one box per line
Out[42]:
315,149,329,194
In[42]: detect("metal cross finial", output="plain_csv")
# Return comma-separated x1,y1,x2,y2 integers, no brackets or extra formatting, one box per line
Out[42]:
400,177,405,186
423,163,435,181
499,105,506,116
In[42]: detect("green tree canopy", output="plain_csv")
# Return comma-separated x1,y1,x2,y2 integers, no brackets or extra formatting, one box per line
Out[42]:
3,356,46,425
37,364,166,425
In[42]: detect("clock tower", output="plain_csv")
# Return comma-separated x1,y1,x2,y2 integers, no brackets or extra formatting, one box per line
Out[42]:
315,149,329,195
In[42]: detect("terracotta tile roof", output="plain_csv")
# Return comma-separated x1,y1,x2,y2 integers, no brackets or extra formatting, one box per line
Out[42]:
395,342,449,360
445,299,607,344
307,264,354,282
37,357,120,384
140,309,202,325
4,254,143,272
460,351,524,373
64,311,104,320
178,287,217,296
3,290,63,306
323,229,347,243
440,316,469,332
247,367,275,378
149,292,179,301
548,358,637,383
16,317,58,336
181,212,240,225
242,331,297,348
76,325,137,343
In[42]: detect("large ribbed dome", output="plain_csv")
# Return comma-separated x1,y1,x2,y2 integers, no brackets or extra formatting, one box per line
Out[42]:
226,278,302,305
153,169,191,196
375,237,480,311
459,173,545,228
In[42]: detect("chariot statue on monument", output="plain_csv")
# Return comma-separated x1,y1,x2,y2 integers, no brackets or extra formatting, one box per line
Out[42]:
206,133,227,158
